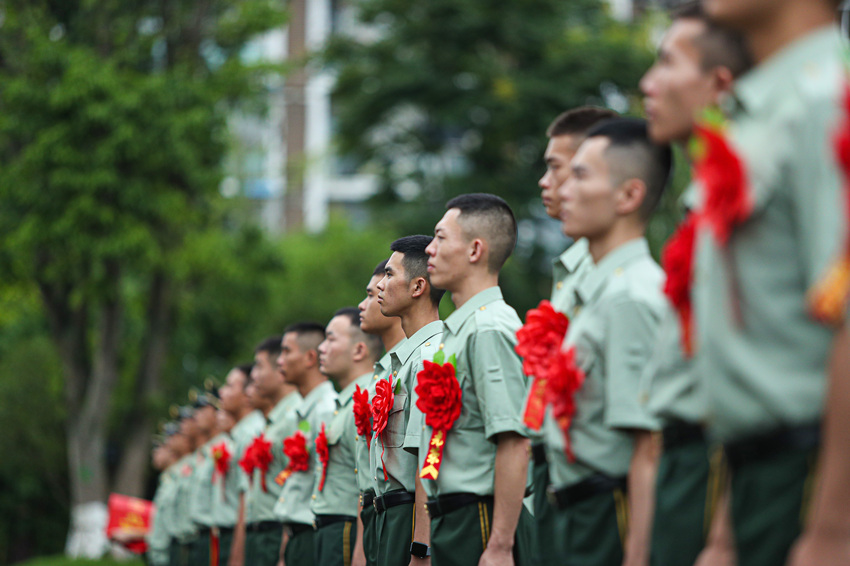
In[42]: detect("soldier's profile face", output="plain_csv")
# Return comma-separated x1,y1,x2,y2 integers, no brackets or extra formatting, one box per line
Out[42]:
251,350,278,399
318,315,355,380
377,251,411,317
220,368,247,413
641,19,717,145
359,274,393,334
540,135,580,219
279,332,308,385
558,137,619,241
426,208,470,292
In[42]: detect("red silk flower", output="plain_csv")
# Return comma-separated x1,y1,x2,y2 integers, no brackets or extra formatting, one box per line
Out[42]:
274,431,310,487
808,81,850,325
352,385,373,444
416,354,462,481
239,444,256,478
211,442,231,483
315,423,329,492
545,347,586,462
662,213,698,356
692,122,752,246
516,300,569,430
372,377,394,481
245,434,273,492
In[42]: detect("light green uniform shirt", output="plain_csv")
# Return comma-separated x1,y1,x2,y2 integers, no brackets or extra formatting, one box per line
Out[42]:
545,238,664,488
273,381,337,525
207,432,238,527
372,321,443,496
355,346,403,494
171,453,199,541
217,410,264,527
412,287,528,498
313,373,374,517
189,435,224,528
148,466,178,565
242,392,302,523
693,27,845,443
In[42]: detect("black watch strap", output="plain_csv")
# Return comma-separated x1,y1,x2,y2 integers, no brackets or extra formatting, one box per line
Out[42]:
410,541,430,558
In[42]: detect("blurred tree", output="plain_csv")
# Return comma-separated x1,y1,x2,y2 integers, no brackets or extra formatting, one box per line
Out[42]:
0,0,286,555
324,0,670,314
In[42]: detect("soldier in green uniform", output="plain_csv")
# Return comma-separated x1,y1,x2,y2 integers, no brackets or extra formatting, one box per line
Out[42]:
528,105,616,565
372,235,444,565
691,1,847,564
356,260,407,566
411,193,531,566
312,308,384,566
170,406,200,566
638,4,750,565
233,337,302,566
188,390,221,566
544,118,672,566
272,322,337,566
148,425,179,566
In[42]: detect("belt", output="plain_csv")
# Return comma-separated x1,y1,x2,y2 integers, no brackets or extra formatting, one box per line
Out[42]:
547,473,627,510
373,491,415,513
531,443,547,466
724,423,820,470
360,490,375,508
662,421,705,451
313,514,356,530
425,493,493,519
216,526,234,535
285,523,313,537
247,520,283,533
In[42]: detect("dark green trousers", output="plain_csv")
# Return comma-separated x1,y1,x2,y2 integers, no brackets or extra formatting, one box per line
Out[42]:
651,440,722,566
191,532,210,565
531,448,553,566
549,487,627,566
169,540,191,566
314,519,357,566
375,500,414,566
245,527,284,566
360,497,378,566
284,528,315,566
218,528,233,565
430,498,534,566
730,446,817,566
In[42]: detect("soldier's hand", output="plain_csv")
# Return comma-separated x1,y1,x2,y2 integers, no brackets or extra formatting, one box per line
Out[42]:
693,542,735,566
478,544,513,566
786,530,850,566
409,556,431,566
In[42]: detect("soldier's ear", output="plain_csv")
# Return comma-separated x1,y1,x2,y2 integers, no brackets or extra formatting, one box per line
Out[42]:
410,276,427,299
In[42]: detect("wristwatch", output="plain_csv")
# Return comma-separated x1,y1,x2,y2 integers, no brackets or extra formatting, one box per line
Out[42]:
410,542,431,558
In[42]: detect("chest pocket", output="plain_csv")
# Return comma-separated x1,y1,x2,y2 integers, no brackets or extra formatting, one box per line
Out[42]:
385,393,407,448
327,411,346,447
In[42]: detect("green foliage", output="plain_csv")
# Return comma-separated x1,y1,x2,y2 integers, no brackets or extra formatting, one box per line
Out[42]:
16,557,143,566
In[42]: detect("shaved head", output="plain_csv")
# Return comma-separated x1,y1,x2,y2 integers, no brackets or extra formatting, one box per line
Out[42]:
444,193,517,273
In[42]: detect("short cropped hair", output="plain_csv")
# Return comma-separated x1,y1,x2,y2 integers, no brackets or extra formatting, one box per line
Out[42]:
373,259,388,278
390,235,445,307
332,307,383,363
672,1,752,78
235,364,253,390
283,321,326,355
445,193,517,273
585,118,673,220
546,106,619,139
254,335,283,360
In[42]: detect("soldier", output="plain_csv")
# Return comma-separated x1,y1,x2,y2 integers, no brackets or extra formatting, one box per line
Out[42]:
272,322,337,566
689,1,847,564
373,235,444,565
544,118,672,566
188,390,222,566
171,406,202,566
148,424,179,566
528,105,616,565
637,3,750,565
413,193,532,566
355,259,407,566
311,308,384,566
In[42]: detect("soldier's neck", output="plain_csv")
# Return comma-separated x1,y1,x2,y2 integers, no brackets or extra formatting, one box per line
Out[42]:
400,304,440,339
380,324,406,353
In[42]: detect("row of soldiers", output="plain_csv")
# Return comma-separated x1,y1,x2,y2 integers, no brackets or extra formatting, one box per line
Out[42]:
146,0,850,564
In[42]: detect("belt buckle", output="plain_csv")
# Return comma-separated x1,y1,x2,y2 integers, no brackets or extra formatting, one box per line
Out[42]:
423,502,429,516
372,497,379,512
359,493,363,507
312,520,318,531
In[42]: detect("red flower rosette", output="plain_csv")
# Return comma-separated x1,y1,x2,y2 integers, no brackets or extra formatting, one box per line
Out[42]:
352,385,373,444
662,213,698,356
372,375,395,481
516,300,570,430
545,346,586,462
245,434,273,492
238,444,256,478
415,351,462,480
211,441,231,483
808,81,850,325
315,423,329,492
275,431,310,487
691,120,752,247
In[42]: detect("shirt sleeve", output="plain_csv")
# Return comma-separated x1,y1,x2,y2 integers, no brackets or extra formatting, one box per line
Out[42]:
604,297,663,431
469,329,529,442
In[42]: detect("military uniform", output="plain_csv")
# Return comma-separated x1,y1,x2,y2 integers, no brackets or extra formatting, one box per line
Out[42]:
409,287,532,566
312,373,374,566
189,436,223,565
241,392,302,566
544,238,664,566
223,410,265,564
273,381,337,566
526,238,591,565
170,453,199,566
356,344,404,566
370,321,442,566
692,27,845,566
148,464,179,566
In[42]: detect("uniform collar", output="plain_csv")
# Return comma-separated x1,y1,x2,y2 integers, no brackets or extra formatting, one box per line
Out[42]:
391,320,444,368
730,25,842,117
336,372,372,408
554,238,590,274
267,392,297,425
443,286,503,335
296,380,336,420
374,338,405,376
575,238,650,307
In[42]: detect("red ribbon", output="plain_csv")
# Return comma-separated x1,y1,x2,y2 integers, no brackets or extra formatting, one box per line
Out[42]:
315,424,329,492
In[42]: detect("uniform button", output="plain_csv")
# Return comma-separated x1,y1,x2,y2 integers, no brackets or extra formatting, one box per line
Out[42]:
639,392,649,404
479,306,486,311
556,282,563,290
279,497,285,503
334,410,339,415
422,425,426,431
373,374,379,379
393,371,397,377
614,267,624,277
312,494,317,500
425,342,431,347
439,343,444,350
354,468,358,473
